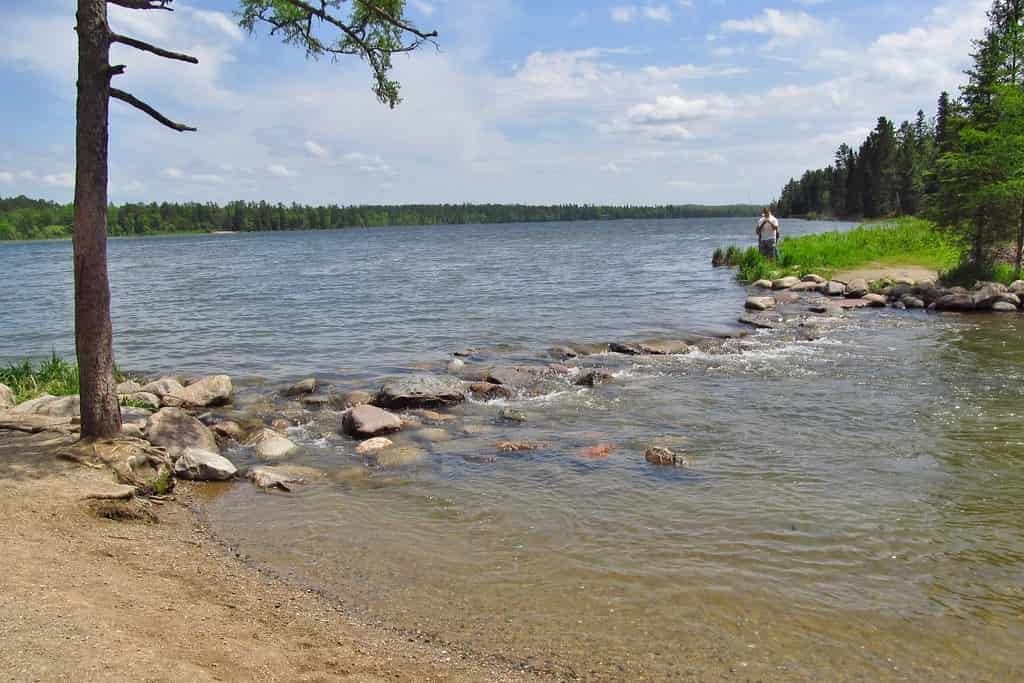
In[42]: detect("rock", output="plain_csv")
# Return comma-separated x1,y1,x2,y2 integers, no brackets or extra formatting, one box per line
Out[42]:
145,407,219,457
342,404,403,438
499,408,528,423
122,392,160,410
1009,280,1024,296
901,295,926,309
141,377,185,398
336,390,374,409
116,380,143,395
356,437,394,454
934,293,976,312
411,409,457,423
369,446,427,468
574,370,614,387
547,363,573,374
120,423,145,439
797,325,824,342
81,482,137,501
645,447,689,467
992,300,1018,312
891,301,907,311
608,342,642,355
497,441,545,453
248,466,304,492
807,303,840,315
283,378,318,397
375,375,466,409
0,383,13,410
738,314,783,329
790,281,823,292
270,418,292,432
413,427,451,443
864,293,888,307
173,448,237,481
446,358,466,375
998,292,1022,307
452,348,480,358
752,279,773,289
637,340,690,355
579,444,615,459
212,420,245,441
972,284,1008,310
300,393,331,409
469,382,513,400
245,428,298,459
974,281,1008,293
165,374,233,408
845,279,869,298
121,407,153,428
484,366,548,387
548,346,578,360
894,277,916,286
772,276,801,290
824,281,846,297
775,291,800,305
802,274,826,284
745,296,776,311
569,343,610,356
11,394,80,418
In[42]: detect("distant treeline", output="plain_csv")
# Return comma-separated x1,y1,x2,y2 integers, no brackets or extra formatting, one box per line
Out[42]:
0,195,761,240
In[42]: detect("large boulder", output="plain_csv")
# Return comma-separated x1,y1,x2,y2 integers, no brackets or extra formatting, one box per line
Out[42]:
845,279,869,298
1009,280,1024,296
745,296,776,311
145,407,219,457
772,276,801,290
141,377,185,398
375,375,466,409
165,374,233,408
972,284,1014,310
824,281,846,297
10,394,80,418
173,448,237,481
244,428,298,459
934,293,976,311
342,404,403,438
0,383,13,410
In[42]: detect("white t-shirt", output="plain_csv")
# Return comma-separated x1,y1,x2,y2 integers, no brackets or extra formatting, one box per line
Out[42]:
758,215,779,242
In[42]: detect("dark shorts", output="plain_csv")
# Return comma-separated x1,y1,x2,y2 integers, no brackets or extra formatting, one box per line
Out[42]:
759,240,778,258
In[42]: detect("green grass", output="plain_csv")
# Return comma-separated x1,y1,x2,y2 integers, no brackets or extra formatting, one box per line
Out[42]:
0,353,80,404
724,218,963,283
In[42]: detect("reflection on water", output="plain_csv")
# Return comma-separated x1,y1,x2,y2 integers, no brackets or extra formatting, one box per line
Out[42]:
3,219,1024,679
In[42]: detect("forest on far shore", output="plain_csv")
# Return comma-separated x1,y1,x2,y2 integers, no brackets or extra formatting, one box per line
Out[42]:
0,196,760,241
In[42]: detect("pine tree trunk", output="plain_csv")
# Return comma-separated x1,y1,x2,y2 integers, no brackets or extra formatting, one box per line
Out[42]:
74,0,121,439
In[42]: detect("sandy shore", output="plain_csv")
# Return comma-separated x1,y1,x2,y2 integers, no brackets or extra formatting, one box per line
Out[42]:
0,430,541,682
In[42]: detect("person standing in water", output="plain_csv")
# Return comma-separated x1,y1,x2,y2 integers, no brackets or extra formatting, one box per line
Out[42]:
757,208,780,259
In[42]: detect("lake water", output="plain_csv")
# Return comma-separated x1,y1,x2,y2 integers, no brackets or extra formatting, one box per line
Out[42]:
2,218,1024,680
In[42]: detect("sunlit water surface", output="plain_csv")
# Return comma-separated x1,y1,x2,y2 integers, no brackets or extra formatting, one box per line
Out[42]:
2,218,1023,680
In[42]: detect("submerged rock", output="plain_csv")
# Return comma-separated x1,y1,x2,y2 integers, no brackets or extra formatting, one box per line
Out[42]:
608,342,642,355
248,466,304,492
369,446,427,468
499,408,528,423
644,447,689,467
173,448,237,481
283,378,318,397
738,314,783,329
342,404,403,438
579,444,615,459
547,346,579,360
484,366,547,387
145,407,219,457
638,340,690,355
497,441,545,453
574,370,614,387
300,393,332,409
356,437,394,455
469,382,513,400
375,375,466,409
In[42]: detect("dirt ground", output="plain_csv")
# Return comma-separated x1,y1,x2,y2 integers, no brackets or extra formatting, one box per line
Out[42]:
0,430,541,682
832,264,938,284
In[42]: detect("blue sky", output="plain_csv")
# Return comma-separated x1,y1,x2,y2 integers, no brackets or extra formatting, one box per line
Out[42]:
0,0,993,205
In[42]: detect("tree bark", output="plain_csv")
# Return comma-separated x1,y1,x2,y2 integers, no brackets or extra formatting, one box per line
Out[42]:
74,0,121,438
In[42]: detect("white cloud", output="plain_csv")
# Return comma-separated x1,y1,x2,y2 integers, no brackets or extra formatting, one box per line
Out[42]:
188,9,245,42
611,6,637,23
163,167,184,179
722,9,825,42
643,5,673,22
304,140,329,158
43,172,74,188
267,164,297,178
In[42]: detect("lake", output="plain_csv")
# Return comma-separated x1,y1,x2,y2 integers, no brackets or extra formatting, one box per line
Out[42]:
2,217,1023,680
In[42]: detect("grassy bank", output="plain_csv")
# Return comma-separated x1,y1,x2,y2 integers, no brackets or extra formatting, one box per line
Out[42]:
0,354,143,406
724,218,963,282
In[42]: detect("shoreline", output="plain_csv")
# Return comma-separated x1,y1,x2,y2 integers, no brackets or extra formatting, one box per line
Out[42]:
0,430,543,682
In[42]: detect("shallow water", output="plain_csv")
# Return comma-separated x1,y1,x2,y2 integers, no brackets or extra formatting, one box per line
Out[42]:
3,218,1024,680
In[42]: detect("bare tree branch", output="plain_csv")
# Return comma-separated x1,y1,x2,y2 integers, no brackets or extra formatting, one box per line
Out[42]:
107,0,174,11
361,2,438,42
108,64,127,77
110,88,196,132
110,32,199,64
